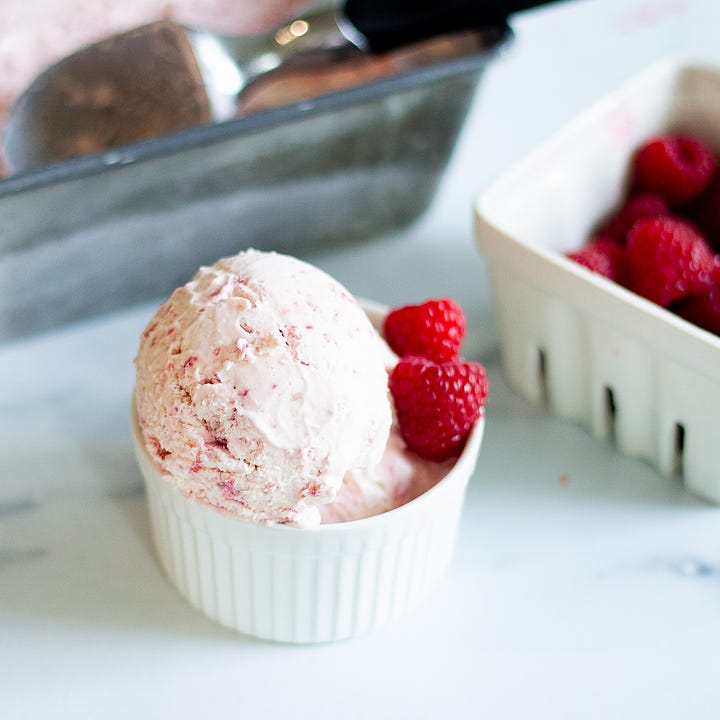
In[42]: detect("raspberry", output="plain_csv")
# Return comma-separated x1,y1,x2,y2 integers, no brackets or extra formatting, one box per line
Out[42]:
688,172,720,252
673,262,720,335
631,134,715,205
626,216,714,307
383,298,465,363
595,193,668,243
389,356,488,462
566,238,629,285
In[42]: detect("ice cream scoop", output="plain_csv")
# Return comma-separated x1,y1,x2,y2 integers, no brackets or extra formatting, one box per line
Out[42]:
2,0,552,173
134,249,393,527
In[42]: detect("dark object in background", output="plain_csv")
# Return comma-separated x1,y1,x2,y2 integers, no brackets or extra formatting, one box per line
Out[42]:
344,0,551,51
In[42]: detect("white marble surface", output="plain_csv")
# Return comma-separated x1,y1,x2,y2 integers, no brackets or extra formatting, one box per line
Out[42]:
4,0,720,717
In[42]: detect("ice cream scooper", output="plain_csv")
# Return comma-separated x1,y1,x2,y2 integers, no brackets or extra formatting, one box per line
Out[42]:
2,0,551,173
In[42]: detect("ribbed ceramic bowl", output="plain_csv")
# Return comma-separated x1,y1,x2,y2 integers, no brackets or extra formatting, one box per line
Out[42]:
131,304,485,643
474,56,720,503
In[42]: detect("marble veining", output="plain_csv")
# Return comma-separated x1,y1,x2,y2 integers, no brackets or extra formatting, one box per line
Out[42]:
0,548,46,569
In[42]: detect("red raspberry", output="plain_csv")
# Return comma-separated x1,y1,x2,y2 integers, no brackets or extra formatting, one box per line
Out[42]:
626,216,714,307
383,298,465,363
688,172,720,252
389,356,488,462
566,238,629,285
595,193,668,244
673,261,720,335
631,134,715,205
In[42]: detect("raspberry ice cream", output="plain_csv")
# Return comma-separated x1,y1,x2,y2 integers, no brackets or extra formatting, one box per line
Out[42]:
134,249,393,527
132,249,487,639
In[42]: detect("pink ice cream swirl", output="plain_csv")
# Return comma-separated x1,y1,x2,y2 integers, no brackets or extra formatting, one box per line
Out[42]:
134,249,393,527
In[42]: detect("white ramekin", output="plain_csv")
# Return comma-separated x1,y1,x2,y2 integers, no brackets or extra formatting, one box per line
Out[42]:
474,56,720,502
131,303,484,642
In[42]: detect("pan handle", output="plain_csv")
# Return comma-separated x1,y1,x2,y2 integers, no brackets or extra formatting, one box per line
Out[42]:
342,0,561,53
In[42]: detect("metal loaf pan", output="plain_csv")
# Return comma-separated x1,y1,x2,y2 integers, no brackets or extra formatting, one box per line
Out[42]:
0,24,509,342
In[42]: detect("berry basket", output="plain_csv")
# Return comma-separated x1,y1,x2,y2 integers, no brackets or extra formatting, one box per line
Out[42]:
474,56,720,503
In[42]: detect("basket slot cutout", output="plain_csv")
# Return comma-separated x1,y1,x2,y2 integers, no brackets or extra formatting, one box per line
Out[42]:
672,422,685,479
604,386,617,446
536,347,549,407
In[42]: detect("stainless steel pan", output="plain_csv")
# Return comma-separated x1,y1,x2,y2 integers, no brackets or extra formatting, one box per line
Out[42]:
0,22,511,342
